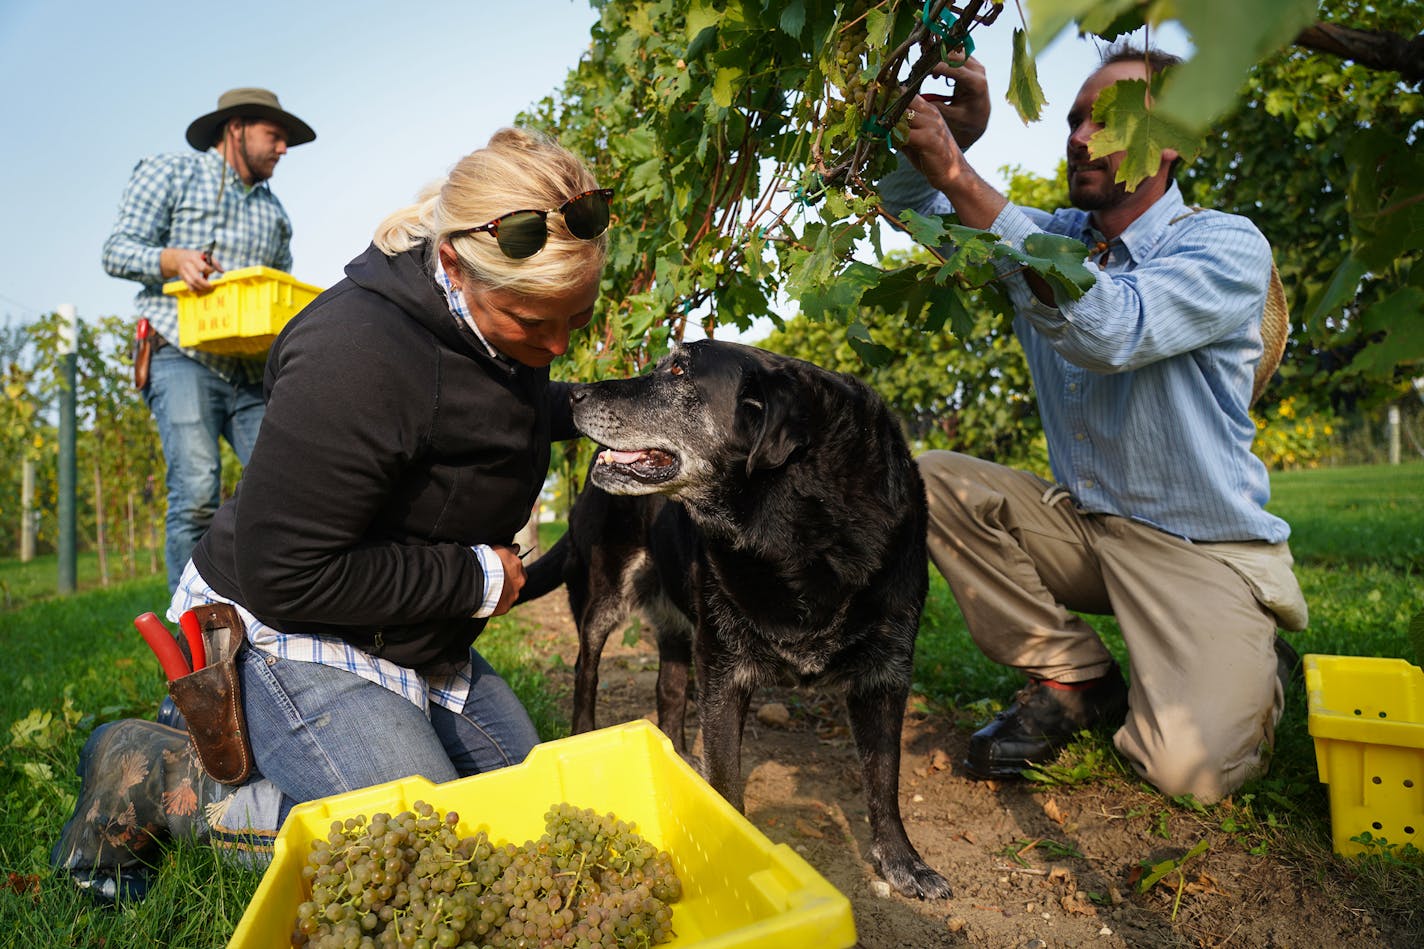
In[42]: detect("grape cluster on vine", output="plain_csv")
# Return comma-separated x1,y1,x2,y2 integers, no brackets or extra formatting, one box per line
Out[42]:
291,800,682,949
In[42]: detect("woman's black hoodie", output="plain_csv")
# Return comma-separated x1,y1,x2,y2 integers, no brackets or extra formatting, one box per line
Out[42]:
193,241,575,672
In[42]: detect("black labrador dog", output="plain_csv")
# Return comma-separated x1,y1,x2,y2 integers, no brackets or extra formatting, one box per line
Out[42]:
524,339,949,900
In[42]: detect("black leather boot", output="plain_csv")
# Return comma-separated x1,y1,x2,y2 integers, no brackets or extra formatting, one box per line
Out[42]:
50,719,230,902
965,663,1129,779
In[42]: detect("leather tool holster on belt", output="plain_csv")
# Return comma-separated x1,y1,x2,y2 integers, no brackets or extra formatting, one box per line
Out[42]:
166,603,253,785
133,319,153,391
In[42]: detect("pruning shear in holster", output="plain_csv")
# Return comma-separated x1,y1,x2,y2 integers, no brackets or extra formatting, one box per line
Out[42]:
134,605,253,784
133,318,153,391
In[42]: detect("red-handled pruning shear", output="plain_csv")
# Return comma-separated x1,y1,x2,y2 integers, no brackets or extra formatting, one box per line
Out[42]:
134,611,206,681
178,610,208,670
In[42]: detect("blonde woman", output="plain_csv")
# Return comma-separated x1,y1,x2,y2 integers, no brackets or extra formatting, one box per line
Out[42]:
54,129,611,899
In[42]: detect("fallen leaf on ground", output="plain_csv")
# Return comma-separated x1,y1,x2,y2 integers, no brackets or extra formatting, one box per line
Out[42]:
795,817,825,838
1043,796,1067,825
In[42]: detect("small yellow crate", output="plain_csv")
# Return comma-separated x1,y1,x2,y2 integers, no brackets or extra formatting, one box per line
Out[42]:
1305,654,1424,857
228,720,856,949
163,266,321,356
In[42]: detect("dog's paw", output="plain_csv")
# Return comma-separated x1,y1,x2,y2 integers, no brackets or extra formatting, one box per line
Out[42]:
880,859,952,901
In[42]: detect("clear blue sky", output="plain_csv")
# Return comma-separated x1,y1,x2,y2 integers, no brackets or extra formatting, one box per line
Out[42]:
0,1,1188,331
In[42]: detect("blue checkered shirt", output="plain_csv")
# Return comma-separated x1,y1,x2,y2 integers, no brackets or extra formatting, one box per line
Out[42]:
881,158,1289,543
102,149,294,383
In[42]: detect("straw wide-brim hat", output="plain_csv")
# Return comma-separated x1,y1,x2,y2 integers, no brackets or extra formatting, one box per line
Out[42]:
1253,261,1290,405
185,87,316,151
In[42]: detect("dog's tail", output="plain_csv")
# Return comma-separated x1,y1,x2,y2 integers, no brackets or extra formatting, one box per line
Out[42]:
514,532,570,605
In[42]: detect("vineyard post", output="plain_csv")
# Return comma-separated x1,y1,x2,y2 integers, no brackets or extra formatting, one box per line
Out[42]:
1388,404,1401,465
20,459,36,562
56,302,78,593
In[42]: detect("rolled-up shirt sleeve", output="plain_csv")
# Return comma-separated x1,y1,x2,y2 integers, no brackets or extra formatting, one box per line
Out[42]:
988,203,1271,373
471,545,504,618
102,155,180,284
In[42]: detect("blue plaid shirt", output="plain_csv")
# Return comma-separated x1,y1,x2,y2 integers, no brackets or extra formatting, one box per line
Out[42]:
102,149,294,383
881,158,1289,543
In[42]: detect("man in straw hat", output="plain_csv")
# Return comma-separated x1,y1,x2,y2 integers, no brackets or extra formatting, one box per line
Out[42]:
103,88,315,593
882,43,1305,804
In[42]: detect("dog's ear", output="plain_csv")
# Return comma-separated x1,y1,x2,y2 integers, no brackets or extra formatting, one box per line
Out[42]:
741,366,808,474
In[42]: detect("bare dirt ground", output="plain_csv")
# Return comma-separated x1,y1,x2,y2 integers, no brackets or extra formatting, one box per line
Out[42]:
511,594,1400,949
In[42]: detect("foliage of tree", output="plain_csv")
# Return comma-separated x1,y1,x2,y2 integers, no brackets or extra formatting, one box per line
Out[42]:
525,2,1415,511
0,315,163,575
761,246,1048,470
1182,0,1423,411
0,324,48,555
760,165,1069,470
528,0,1095,385
526,0,1419,415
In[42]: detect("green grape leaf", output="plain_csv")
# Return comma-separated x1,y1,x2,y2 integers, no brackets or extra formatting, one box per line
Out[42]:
860,265,929,311
897,209,953,248
1305,253,1369,337
847,321,895,367
1077,0,1148,40
1025,0,1099,56
1345,128,1424,271
712,65,744,108
924,283,974,337
1006,29,1047,124
1029,1,1316,145
685,0,721,42
995,233,1096,303
796,261,883,322
1159,0,1320,132
1090,77,1202,191
779,0,806,39
1348,287,1424,377
942,224,1002,267
866,6,892,48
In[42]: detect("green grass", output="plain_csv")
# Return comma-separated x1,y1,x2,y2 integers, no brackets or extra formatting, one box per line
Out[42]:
0,550,158,613
1,462,1420,945
0,571,570,947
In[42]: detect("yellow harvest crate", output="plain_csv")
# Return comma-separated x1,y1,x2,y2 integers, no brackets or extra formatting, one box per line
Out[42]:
228,720,856,949
163,266,321,356
1305,653,1424,857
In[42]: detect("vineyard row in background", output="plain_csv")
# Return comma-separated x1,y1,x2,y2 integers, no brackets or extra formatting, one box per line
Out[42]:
5,311,1421,568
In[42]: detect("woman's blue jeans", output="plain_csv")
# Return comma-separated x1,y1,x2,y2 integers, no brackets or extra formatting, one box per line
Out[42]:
239,646,540,822
142,345,264,593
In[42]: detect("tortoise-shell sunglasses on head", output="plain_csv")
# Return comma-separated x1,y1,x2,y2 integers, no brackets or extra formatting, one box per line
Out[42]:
453,188,614,260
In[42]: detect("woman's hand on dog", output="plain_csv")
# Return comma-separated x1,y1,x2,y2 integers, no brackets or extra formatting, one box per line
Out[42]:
491,545,526,616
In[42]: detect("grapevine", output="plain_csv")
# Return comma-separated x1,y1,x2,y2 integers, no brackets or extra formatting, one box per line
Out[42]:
291,800,682,949
813,0,1002,192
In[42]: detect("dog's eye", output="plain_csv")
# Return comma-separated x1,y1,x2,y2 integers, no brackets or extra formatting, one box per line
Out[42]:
667,358,686,376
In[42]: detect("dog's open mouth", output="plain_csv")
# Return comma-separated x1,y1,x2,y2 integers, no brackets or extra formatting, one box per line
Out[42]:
594,447,679,484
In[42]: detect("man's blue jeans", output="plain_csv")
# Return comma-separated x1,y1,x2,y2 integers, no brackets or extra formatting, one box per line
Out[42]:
143,346,264,592
239,646,539,822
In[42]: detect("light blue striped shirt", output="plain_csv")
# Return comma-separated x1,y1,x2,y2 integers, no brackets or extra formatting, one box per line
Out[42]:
881,158,1289,543
102,149,293,383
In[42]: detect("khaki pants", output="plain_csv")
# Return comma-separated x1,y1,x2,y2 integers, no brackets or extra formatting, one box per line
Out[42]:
919,450,1301,803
